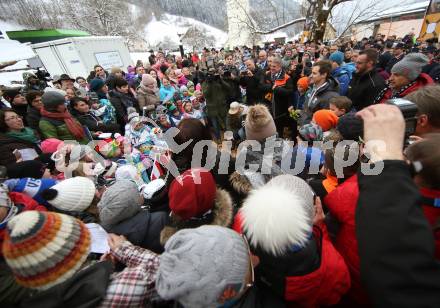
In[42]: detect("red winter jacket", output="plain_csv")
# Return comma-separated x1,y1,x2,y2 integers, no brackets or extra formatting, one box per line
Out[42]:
284,224,351,307
420,187,440,260
233,213,351,307
324,175,370,305
377,73,434,104
0,192,47,256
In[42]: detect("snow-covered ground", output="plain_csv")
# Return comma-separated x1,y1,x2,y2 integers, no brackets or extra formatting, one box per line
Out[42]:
0,19,25,38
144,13,228,49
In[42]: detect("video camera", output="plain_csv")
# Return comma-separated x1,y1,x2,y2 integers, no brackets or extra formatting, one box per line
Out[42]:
206,68,220,82
386,98,418,144
35,68,51,82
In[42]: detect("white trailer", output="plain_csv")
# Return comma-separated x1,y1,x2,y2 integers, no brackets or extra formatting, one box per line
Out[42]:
31,36,133,78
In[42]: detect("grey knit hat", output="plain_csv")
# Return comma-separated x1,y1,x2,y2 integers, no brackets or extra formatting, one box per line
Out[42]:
42,91,65,111
156,225,250,308
97,180,142,228
391,53,429,81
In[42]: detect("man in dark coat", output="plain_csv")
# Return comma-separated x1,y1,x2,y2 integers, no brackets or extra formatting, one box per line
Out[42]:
302,60,340,125
240,58,265,105
385,42,405,73
260,56,294,138
201,69,232,140
378,41,393,70
348,49,386,110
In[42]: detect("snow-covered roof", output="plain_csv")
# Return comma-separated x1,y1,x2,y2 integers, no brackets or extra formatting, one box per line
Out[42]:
359,1,429,23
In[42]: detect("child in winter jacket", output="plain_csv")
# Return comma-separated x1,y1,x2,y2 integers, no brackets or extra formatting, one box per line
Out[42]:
235,175,350,307
159,77,176,103
0,185,47,306
226,102,246,141
182,101,204,124
309,140,359,199
89,78,117,125
4,177,57,208
168,105,183,127
1,211,161,307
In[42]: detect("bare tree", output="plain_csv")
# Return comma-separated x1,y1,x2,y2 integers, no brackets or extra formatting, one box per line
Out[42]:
181,26,216,49
59,0,147,46
0,0,63,29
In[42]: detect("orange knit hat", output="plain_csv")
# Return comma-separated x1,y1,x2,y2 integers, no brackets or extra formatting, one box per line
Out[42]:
312,109,338,132
297,77,309,91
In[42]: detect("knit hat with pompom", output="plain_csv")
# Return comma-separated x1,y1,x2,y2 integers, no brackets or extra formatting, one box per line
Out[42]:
244,104,277,142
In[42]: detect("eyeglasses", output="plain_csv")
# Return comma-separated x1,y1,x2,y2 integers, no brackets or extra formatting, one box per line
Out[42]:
5,115,22,122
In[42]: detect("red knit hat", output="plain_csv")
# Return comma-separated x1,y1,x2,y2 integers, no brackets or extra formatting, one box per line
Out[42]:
168,168,217,220
312,109,339,132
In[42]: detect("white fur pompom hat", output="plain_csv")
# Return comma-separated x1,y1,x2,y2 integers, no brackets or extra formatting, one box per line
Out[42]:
240,174,315,256
41,177,96,212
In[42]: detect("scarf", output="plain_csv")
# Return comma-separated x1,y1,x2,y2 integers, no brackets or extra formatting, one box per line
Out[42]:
139,84,159,97
6,127,38,143
373,79,418,104
40,107,85,140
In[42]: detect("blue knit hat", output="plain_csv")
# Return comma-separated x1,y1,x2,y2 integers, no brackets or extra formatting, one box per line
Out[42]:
4,178,57,207
89,78,105,92
329,51,345,65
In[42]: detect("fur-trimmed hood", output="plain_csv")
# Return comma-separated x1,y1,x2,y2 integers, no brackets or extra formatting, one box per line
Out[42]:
160,188,233,246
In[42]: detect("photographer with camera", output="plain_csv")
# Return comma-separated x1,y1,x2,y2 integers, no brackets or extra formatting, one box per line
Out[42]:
201,67,231,141
239,58,265,105
220,53,241,104
22,71,47,95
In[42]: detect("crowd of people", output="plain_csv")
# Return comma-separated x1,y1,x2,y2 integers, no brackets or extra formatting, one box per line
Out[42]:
0,31,440,307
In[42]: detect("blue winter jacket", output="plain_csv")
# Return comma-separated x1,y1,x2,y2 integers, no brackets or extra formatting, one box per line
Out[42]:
332,67,351,96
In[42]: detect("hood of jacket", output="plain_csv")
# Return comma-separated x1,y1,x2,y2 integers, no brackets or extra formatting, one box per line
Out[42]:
109,210,168,254
19,261,113,308
160,188,233,246
318,76,339,94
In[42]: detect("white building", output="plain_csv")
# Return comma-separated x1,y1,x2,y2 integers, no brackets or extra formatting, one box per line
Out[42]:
351,1,429,41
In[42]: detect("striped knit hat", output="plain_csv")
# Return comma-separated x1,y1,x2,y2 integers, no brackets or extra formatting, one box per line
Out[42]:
2,211,91,290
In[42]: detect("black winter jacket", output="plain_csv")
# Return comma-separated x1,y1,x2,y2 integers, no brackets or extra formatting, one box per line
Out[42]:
239,67,265,105
18,261,112,308
71,110,120,134
106,210,168,254
356,160,440,307
302,77,339,124
108,90,140,128
261,70,295,120
348,69,386,111
26,106,41,132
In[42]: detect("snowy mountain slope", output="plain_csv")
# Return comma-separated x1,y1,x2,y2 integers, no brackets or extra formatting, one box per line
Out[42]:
144,13,227,49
